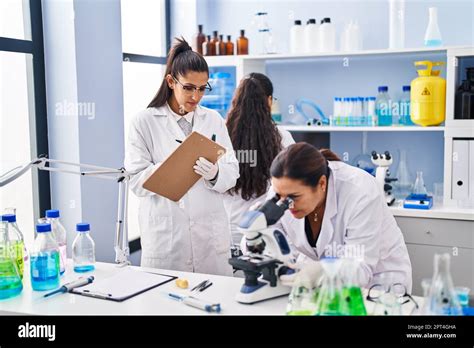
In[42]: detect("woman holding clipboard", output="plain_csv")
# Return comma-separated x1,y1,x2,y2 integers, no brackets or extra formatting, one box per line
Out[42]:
124,38,239,276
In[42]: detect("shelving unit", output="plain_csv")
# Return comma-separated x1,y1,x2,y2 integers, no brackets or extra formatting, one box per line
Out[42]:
204,45,474,221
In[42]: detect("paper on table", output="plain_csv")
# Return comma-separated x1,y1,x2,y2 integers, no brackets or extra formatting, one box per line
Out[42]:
71,268,176,301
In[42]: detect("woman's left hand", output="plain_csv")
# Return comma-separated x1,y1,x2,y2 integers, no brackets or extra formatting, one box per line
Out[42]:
194,157,219,181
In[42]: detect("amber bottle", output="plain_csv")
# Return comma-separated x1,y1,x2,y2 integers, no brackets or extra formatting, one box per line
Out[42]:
225,35,234,55
202,35,214,56
217,34,226,55
236,29,249,55
209,30,218,56
193,24,206,54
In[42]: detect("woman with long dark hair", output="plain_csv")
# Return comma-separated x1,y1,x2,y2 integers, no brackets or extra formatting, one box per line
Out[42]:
268,143,412,291
225,73,294,247
124,38,239,276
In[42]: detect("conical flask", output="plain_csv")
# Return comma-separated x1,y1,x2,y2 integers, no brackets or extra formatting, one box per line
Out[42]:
394,149,412,199
424,7,442,47
340,258,367,315
0,221,23,300
286,284,318,315
413,171,428,195
426,253,462,315
314,258,345,315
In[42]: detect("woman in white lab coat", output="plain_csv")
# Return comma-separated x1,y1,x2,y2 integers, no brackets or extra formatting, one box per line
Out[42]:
269,143,413,291
124,38,239,276
224,73,294,247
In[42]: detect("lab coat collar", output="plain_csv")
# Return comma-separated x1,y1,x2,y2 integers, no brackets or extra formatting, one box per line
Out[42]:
151,104,207,118
314,162,338,257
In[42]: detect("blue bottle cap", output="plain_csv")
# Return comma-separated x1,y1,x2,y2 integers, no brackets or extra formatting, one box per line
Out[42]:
369,97,376,100
36,223,52,233
76,223,90,232
402,85,411,92
1,214,16,223
45,209,60,218
378,86,388,92
364,97,370,101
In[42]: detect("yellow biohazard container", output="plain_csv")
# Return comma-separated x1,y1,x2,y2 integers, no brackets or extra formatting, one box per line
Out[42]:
410,61,446,126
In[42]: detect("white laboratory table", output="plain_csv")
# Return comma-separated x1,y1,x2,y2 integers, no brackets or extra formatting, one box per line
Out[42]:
0,260,421,316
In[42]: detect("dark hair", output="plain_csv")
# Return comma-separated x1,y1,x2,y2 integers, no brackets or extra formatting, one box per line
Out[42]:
270,142,341,187
148,37,209,108
226,73,282,200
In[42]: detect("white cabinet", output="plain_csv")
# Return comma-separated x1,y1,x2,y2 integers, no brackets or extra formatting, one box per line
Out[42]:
452,139,470,200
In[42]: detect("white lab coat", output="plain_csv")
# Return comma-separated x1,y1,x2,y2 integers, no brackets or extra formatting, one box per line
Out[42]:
270,160,413,292
223,128,295,245
124,105,240,276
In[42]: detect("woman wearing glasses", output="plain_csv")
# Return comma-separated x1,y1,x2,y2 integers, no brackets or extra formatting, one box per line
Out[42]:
124,38,239,275
224,73,295,248
267,143,413,292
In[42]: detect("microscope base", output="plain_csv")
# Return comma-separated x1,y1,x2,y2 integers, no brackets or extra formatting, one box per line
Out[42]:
236,281,290,304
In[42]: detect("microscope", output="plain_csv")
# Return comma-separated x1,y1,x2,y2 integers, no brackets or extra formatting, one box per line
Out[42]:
371,151,397,206
228,195,295,304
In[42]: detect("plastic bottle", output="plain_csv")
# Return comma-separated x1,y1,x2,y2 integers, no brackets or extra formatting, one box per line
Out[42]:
192,24,206,55
389,0,405,49
376,86,392,126
319,18,336,52
30,223,60,291
1,214,25,279
236,29,249,55
225,35,234,55
399,85,414,125
290,20,304,54
304,18,319,53
72,223,96,273
424,7,442,47
216,34,225,56
45,209,67,276
0,221,23,299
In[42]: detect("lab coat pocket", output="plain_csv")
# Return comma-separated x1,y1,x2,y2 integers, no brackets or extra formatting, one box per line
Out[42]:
211,213,231,254
143,215,173,258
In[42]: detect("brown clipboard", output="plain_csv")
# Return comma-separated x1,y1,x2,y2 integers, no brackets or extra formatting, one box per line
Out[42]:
142,131,226,201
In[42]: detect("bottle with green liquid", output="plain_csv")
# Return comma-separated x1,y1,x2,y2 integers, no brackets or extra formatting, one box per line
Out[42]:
1,213,26,279
0,221,23,300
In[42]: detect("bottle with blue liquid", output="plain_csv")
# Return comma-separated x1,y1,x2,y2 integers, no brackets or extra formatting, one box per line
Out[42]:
424,7,442,47
0,221,23,300
45,210,67,276
399,85,414,126
375,86,393,126
30,223,60,291
72,223,95,273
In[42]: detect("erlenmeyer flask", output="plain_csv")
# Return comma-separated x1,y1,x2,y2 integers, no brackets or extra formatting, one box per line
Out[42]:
286,285,318,315
426,253,462,315
314,258,345,315
394,149,412,199
340,258,367,315
413,171,428,195
0,221,23,300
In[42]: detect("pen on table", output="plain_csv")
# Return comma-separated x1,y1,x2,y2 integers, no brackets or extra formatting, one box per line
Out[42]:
44,276,95,298
211,134,216,142
167,292,221,313
199,282,213,292
191,279,210,292
175,139,183,143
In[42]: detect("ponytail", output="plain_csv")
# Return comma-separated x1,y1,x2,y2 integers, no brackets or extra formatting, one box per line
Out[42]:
270,143,340,188
148,37,209,108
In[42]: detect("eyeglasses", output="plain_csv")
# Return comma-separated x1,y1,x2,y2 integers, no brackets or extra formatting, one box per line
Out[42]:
172,76,212,95
367,282,419,315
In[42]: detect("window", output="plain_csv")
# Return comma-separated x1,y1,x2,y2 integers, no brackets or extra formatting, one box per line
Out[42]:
121,0,169,246
0,0,49,248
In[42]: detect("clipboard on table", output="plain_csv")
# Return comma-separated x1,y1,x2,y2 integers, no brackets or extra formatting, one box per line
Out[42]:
142,131,226,202
71,268,177,302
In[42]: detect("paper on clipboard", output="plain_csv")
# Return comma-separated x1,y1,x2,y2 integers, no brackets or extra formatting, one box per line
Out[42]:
142,131,226,201
71,268,176,302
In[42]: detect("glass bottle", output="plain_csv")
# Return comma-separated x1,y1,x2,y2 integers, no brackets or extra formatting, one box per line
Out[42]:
236,29,249,55
72,223,96,273
45,209,67,276
209,30,218,56
1,213,25,279
217,34,226,56
192,24,206,55
426,253,462,315
30,223,60,291
225,35,234,55
202,35,213,56
0,221,23,299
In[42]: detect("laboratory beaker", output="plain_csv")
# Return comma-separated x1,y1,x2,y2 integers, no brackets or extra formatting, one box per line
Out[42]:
0,221,23,300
